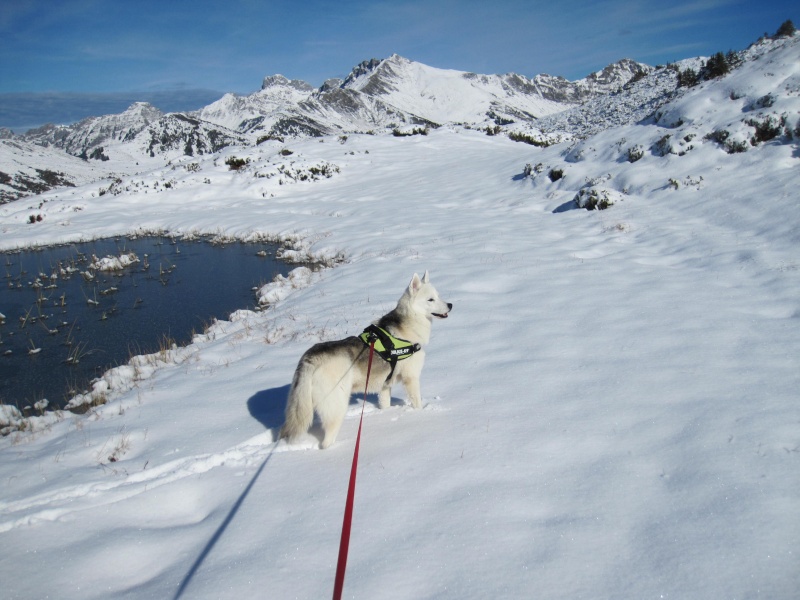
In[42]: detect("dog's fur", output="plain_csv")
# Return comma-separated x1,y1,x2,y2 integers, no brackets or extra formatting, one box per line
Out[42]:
279,272,452,449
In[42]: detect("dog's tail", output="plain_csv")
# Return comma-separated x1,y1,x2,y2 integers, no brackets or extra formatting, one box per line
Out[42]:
279,358,315,441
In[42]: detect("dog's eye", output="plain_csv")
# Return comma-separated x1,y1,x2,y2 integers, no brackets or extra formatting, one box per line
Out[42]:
428,298,435,302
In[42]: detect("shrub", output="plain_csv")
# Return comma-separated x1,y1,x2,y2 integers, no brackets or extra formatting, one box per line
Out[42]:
705,129,730,144
574,187,615,211
522,163,545,178
747,115,785,144
750,94,776,110
392,127,429,137
80,146,110,161
652,134,673,157
225,156,249,171
257,134,284,144
725,139,749,154
548,168,564,182
508,131,553,147
627,145,644,163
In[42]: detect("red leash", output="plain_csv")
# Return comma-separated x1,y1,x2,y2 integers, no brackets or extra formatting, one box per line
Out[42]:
332,339,376,600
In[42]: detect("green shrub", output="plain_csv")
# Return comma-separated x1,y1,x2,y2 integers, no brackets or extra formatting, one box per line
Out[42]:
725,139,749,154
392,127,429,137
705,129,730,144
257,134,284,144
225,156,249,171
747,115,786,144
508,131,553,147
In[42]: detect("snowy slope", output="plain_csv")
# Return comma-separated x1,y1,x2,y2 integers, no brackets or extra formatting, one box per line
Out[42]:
23,102,165,156
0,32,798,600
196,75,316,132
0,138,102,203
340,54,570,124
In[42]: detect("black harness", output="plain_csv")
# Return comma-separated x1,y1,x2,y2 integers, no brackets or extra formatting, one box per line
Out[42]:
359,324,422,381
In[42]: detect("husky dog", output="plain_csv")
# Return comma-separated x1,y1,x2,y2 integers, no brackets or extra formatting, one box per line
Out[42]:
279,272,452,449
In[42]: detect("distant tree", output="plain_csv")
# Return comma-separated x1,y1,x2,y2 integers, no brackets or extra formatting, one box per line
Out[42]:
678,67,699,87
704,52,730,78
775,19,796,38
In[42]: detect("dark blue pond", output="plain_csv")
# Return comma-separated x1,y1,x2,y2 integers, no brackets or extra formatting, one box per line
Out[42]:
0,236,297,411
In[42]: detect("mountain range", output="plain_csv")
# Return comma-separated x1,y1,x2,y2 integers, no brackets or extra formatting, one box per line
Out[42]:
0,32,790,203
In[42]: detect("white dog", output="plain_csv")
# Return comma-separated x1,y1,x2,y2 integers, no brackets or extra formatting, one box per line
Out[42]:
279,272,452,448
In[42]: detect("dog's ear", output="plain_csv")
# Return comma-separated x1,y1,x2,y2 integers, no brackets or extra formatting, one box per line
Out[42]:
422,270,430,283
408,273,422,294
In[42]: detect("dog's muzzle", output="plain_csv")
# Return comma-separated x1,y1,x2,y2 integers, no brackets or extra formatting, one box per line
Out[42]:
433,303,453,319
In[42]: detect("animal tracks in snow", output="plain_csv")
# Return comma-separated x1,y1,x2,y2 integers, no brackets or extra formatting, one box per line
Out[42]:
0,431,281,533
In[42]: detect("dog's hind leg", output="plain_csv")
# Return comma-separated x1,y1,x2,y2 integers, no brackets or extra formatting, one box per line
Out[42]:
316,387,348,449
280,361,315,441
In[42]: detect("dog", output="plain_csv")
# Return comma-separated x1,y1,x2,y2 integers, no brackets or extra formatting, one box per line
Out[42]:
279,271,452,449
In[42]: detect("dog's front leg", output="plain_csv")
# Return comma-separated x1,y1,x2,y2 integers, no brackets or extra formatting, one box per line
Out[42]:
378,382,392,409
404,377,422,409
401,353,425,409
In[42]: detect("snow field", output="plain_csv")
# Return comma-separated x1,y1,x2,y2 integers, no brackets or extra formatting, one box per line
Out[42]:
0,42,799,598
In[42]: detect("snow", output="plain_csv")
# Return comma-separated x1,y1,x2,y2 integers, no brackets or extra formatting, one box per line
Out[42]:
0,35,799,599
343,54,568,125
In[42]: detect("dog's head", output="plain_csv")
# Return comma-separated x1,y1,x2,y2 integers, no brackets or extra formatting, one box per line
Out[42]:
406,271,452,320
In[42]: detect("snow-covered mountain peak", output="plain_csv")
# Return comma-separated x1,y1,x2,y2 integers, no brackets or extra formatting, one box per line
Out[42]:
341,57,385,89
261,74,314,93
578,58,651,92
120,101,164,121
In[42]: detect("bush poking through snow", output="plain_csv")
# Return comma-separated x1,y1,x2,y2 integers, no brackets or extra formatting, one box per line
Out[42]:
706,129,730,144
225,156,249,171
652,134,674,157
573,187,622,211
747,115,786,144
392,127,429,137
627,145,645,162
508,131,554,147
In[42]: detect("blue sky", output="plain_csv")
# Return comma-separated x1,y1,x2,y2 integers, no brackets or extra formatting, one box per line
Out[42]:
1,0,797,129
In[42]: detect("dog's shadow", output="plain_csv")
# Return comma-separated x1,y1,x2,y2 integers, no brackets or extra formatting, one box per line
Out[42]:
246,385,406,444
246,385,290,435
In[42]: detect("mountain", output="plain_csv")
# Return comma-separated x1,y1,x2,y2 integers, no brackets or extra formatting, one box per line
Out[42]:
20,101,245,160
190,54,651,138
33,54,652,147
2,33,792,204
23,102,164,155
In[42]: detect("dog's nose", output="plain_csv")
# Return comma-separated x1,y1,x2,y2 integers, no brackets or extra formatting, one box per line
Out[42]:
447,303,453,310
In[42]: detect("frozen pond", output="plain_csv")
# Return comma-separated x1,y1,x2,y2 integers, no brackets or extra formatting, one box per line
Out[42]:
0,236,295,411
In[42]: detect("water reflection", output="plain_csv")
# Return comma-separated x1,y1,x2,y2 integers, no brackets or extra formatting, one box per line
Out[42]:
0,237,293,411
